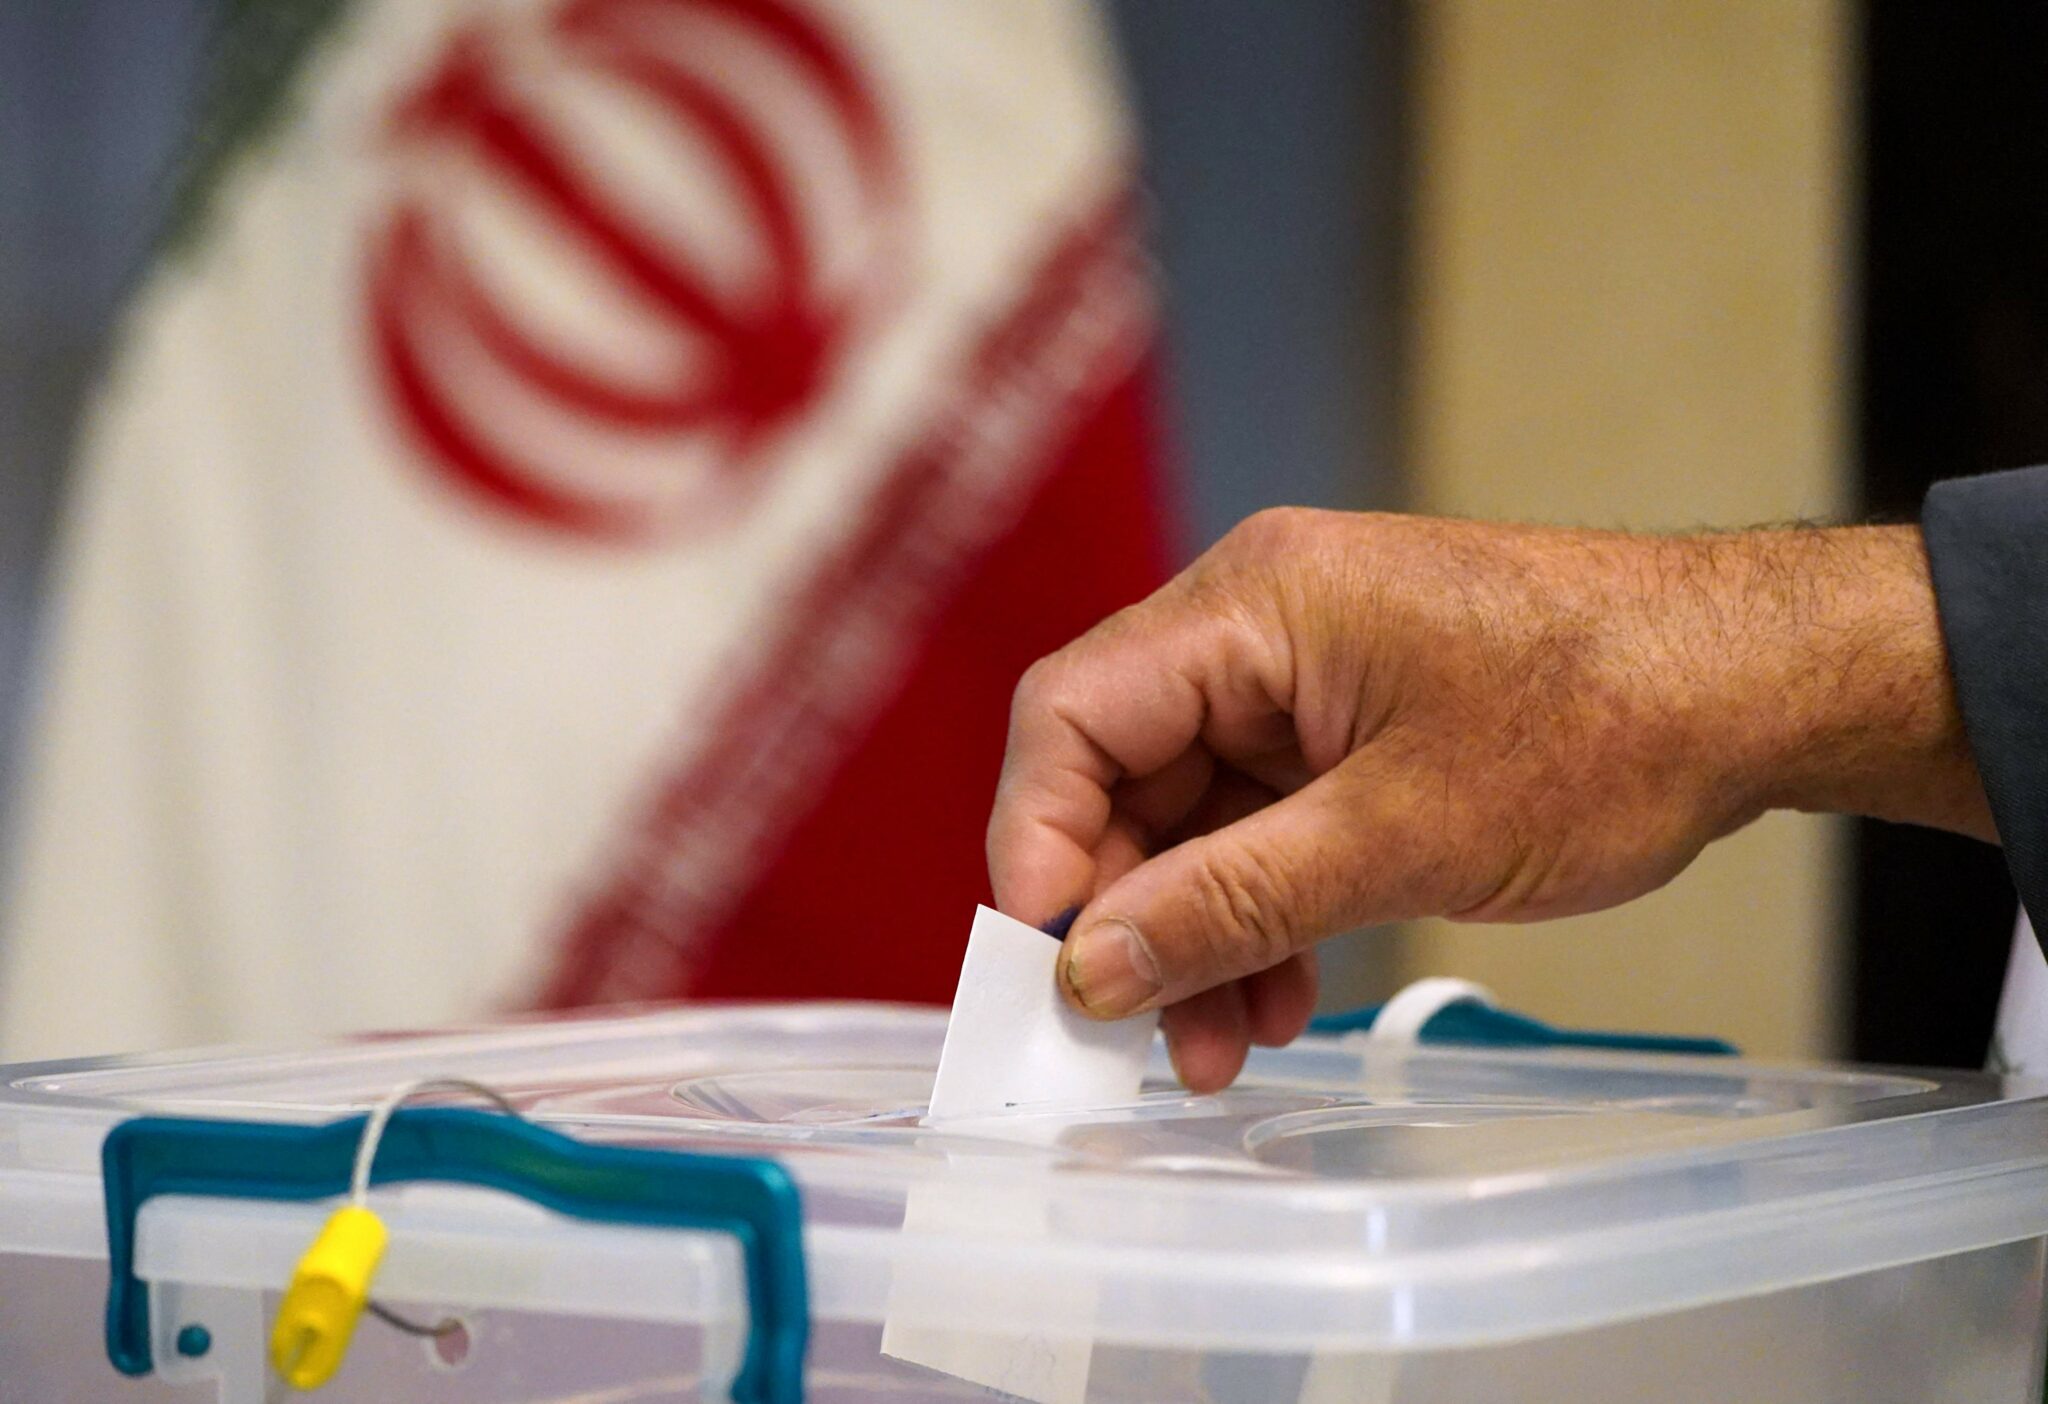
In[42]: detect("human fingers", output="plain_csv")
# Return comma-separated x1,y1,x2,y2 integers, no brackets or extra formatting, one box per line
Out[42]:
1059,755,1495,1019
1159,981,1250,1094
1155,948,1317,1091
987,591,1288,928
1242,949,1319,1048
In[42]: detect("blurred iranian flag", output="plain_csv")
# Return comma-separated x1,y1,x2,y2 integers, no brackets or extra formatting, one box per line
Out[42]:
2,0,1173,1057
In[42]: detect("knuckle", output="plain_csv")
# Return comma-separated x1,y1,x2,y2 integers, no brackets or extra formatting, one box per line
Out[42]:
1009,654,1062,718
1188,848,1296,977
1011,605,1134,721
1221,505,1317,558
1185,513,1314,628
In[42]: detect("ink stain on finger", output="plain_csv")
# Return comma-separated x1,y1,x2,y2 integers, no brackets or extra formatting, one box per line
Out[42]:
1040,906,1082,942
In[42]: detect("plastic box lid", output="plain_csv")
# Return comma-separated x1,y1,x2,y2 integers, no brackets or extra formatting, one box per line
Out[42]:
3,1002,2047,1353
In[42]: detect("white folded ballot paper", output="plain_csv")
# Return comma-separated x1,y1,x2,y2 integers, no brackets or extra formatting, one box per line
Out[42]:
883,905,1161,1402
926,905,1160,1121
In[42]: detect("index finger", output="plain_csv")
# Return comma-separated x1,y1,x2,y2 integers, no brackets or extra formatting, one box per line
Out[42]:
985,589,1288,925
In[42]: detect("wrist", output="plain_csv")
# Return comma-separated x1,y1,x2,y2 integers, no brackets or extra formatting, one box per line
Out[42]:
1709,525,1992,839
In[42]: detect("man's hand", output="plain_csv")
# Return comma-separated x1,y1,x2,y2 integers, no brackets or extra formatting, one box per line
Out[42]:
987,509,1992,1092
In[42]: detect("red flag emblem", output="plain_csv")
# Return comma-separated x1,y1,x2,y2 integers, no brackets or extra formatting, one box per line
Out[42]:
367,0,907,542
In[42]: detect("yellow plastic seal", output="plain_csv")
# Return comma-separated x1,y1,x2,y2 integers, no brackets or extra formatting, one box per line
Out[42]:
268,1205,389,1389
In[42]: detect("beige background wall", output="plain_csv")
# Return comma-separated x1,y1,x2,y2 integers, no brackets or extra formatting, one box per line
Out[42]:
1395,0,1853,1057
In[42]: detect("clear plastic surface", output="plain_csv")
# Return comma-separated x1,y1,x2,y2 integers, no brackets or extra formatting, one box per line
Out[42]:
2,1002,2046,1400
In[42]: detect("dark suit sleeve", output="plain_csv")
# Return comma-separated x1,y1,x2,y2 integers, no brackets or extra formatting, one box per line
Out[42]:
1923,465,2048,936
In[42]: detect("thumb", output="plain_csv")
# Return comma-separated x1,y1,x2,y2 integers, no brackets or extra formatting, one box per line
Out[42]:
1057,760,1473,1018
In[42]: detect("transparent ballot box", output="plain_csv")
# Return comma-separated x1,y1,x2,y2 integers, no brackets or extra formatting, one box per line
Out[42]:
0,1002,2044,1402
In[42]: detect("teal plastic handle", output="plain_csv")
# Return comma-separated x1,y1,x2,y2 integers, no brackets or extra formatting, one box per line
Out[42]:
1309,1001,1737,1056
102,1109,807,1403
